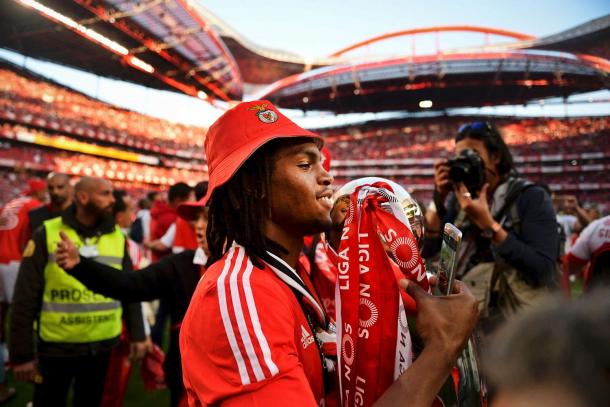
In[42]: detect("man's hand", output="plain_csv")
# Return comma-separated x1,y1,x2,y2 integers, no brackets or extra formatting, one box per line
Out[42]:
433,160,452,200
129,340,151,362
399,279,479,366
13,361,38,382
144,240,169,252
55,231,80,270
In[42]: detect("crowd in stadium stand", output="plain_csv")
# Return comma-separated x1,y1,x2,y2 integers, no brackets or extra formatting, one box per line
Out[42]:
0,123,206,171
1,62,607,210
0,65,206,157
0,168,27,204
323,116,610,160
0,142,205,189
1,113,608,210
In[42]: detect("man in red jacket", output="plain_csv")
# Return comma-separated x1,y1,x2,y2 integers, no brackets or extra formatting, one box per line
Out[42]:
149,182,193,261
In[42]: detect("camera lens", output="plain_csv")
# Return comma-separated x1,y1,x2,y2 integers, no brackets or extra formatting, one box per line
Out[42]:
447,149,484,195
449,163,469,183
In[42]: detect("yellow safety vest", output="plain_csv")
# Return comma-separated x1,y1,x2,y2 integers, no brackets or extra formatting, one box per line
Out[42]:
40,217,124,343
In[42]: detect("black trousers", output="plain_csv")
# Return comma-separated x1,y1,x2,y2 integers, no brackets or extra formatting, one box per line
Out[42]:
33,350,111,407
165,331,184,407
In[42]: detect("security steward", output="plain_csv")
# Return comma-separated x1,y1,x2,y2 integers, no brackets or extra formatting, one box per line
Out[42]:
10,176,146,407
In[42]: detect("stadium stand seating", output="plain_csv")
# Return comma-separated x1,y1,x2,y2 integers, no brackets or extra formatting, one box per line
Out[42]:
0,64,206,158
0,63,607,213
325,116,610,210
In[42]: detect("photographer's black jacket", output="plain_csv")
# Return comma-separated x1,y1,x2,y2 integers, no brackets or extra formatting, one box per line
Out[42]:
425,182,559,287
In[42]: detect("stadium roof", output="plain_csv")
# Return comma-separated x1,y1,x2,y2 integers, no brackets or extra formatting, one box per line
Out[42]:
259,51,609,113
205,10,610,87
523,14,610,61
189,2,333,85
2,1,608,108
0,0,242,100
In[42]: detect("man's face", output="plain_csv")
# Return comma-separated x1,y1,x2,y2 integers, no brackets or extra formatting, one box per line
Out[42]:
192,208,209,254
267,140,334,237
115,195,135,228
48,176,71,207
80,180,115,218
563,195,578,214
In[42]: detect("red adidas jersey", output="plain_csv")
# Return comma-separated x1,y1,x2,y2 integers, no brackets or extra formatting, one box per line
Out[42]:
567,215,610,286
180,244,326,406
0,197,41,263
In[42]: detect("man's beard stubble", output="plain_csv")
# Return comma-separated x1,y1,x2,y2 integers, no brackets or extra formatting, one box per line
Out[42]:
50,195,66,207
84,200,114,223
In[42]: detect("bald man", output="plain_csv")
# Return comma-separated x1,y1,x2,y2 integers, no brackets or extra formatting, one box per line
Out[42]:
10,176,146,407
28,172,73,235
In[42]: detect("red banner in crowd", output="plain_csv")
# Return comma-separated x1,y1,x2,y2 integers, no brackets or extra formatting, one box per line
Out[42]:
336,182,429,407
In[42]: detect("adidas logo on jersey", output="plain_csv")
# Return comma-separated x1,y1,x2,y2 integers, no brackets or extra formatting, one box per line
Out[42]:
301,325,314,349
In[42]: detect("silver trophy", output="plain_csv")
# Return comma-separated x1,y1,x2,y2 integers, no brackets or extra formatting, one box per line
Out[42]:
334,177,486,407
335,177,425,248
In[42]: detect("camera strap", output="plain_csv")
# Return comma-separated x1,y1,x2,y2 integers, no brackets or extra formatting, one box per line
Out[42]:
494,178,534,229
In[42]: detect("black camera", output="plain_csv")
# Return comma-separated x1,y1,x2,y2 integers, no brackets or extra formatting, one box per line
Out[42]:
447,148,485,197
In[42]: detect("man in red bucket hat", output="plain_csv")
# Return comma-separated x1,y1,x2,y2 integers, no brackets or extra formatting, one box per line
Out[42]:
179,100,478,406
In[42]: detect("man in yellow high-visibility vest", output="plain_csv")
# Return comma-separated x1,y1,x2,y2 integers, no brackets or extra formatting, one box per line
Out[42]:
10,176,146,406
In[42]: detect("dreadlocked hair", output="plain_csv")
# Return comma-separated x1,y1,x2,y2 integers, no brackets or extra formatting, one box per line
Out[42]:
206,139,282,268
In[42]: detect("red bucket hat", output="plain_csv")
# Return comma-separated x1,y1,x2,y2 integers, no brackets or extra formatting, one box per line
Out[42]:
23,178,46,196
178,100,323,220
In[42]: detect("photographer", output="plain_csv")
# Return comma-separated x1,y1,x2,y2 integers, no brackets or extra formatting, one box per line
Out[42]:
424,121,559,328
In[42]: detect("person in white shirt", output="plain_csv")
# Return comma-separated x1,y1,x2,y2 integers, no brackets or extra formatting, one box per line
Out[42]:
566,215,610,289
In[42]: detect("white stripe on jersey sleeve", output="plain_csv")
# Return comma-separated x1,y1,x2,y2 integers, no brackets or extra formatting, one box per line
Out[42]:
242,256,280,377
229,248,266,381
217,247,251,385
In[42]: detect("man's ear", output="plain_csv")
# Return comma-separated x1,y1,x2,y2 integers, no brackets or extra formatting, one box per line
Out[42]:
75,191,88,206
491,152,501,166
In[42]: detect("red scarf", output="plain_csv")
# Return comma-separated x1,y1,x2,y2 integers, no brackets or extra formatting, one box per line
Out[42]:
336,182,429,406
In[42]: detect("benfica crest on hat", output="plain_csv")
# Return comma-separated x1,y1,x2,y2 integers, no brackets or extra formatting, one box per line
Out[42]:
249,103,278,124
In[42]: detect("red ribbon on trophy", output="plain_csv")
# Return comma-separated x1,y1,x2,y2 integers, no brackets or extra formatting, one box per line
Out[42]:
336,182,430,407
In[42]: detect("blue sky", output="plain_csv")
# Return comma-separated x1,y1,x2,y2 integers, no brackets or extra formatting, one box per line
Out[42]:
203,0,609,57
1,0,608,126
